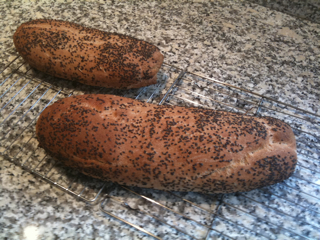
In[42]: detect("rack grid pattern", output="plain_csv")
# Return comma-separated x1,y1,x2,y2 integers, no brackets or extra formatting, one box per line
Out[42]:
1,56,319,239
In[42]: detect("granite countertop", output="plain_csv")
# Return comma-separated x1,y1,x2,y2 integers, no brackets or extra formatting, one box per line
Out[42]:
0,0,319,239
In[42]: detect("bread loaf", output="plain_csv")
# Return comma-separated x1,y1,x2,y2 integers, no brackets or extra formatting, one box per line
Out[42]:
13,19,164,89
36,94,297,193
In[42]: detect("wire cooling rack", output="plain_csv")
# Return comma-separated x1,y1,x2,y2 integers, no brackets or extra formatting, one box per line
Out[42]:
1,55,319,239
0,56,182,203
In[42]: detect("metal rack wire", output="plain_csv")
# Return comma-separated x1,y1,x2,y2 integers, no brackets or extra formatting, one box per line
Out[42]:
1,55,319,239
0,56,182,203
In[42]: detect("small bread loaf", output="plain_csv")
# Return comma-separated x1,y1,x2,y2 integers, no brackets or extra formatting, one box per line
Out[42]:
13,19,164,89
36,94,297,193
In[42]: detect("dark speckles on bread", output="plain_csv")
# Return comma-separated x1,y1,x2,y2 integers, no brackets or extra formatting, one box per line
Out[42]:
36,94,297,193
13,19,164,89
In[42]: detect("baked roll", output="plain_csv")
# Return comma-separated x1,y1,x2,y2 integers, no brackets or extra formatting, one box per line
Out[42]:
36,94,297,193
13,19,164,89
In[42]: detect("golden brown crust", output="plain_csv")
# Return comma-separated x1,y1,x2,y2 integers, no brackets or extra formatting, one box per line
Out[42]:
36,94,297,193
13,19,164,89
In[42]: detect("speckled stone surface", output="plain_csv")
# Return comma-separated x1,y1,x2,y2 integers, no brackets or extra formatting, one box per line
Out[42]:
1,0,319,114
1,0,319,239
247,0,320,24
0,156,154,240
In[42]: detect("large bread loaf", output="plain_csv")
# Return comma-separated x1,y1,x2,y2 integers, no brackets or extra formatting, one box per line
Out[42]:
36,94,297,193
13,19,164,89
